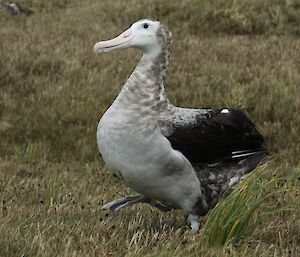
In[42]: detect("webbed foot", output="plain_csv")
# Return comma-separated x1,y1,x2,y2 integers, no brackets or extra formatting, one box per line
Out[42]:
102,195,173,212
187,214,200,232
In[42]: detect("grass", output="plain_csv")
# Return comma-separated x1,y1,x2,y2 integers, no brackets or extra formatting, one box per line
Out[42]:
0,0,300,256
203,165,299,248
14,142,39,164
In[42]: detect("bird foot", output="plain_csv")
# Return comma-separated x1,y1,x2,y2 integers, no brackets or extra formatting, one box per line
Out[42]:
102,195,148,211
187,214,200,232
150,200,173,212
102,195,173,212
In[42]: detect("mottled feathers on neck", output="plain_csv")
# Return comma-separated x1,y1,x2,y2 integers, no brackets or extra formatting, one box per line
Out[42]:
116,22,173,115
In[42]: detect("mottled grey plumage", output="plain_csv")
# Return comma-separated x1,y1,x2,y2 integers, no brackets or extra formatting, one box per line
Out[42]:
95,19,267,230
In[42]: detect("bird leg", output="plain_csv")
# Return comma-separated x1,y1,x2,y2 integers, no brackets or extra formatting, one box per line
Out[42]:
149,200,173,212
102,195,173,212
187,214,200,232
102,195,149,211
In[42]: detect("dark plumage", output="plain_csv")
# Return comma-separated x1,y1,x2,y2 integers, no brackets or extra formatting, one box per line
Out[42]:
166,108,264,164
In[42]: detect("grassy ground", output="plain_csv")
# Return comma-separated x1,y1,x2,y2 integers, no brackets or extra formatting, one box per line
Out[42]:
1,0,300,256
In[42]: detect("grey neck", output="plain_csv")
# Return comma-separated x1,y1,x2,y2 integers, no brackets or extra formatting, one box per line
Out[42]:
113,44,172,114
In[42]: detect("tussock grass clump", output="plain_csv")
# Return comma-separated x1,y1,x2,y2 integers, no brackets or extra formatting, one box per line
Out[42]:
14,142,39,164
44,176,64,206
203,165,299,248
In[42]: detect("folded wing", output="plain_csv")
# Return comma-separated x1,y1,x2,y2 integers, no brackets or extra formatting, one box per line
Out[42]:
163,107,265,165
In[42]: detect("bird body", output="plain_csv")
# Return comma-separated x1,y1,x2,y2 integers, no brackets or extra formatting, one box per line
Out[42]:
94,19,267,230
97,54,205,214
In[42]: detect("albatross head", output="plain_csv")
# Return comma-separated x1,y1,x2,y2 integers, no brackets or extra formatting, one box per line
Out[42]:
93,19,171,57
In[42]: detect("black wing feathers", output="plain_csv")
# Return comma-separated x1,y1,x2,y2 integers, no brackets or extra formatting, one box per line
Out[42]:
166,108,264,164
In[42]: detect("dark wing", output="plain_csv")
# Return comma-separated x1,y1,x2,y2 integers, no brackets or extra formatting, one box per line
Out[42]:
166,108,265,164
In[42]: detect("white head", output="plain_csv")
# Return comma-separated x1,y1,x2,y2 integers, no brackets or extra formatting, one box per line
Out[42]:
94,19,170,57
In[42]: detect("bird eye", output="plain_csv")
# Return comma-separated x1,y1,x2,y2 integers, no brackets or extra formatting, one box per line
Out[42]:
143,23,149,29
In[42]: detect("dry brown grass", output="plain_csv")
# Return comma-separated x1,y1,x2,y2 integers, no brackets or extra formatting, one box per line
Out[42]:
1,0,300,256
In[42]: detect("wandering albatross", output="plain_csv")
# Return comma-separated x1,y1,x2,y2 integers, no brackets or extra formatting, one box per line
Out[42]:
93,19,267,231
